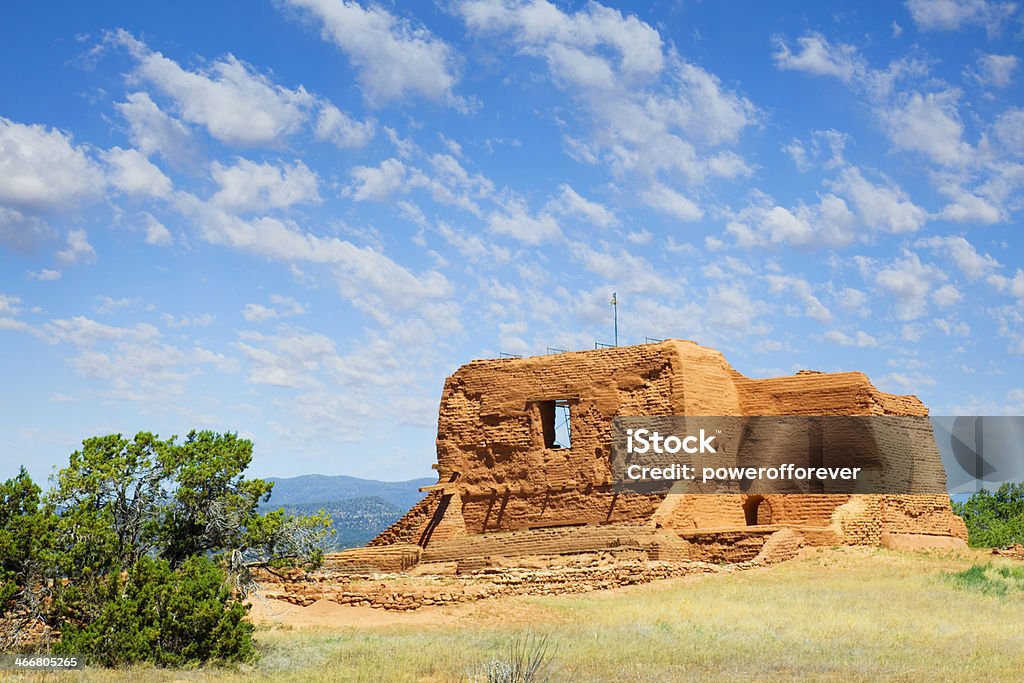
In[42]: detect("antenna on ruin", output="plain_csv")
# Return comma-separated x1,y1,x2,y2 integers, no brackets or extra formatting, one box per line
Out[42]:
611,292,618,347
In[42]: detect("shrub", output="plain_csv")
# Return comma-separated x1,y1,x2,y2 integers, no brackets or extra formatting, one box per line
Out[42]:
53,555,255,667
469,633,555,683
3,430,330,666
0,467,53,608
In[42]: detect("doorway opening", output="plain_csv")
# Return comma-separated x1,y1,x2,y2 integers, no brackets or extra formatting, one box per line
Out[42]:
743,495,772,525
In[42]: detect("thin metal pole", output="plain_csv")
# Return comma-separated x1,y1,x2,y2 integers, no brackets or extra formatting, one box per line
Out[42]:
611,292,618,346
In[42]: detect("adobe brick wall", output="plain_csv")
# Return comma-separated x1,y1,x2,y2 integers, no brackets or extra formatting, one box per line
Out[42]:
361,339,966,568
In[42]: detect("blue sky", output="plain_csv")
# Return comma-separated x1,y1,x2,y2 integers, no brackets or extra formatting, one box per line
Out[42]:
1,0,1022,483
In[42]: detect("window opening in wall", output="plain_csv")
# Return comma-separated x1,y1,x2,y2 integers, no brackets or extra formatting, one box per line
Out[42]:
538,399,572,449
554,400,571,448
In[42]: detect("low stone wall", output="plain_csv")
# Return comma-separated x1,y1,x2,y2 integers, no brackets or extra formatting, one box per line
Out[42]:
992,544,1024,561
323,544,422,572
421,524,691,564
257,555,729,611
255,529,804,612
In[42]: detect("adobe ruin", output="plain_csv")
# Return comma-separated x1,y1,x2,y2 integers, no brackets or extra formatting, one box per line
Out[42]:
342,339,968,572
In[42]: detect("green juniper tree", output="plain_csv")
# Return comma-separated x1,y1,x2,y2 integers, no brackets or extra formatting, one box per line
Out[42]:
0,430,332,666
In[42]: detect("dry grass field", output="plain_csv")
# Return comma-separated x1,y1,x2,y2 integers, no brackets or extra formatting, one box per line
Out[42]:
10,546,1024,682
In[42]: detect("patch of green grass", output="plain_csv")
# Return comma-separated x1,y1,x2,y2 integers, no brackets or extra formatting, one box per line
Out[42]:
945,563,1024,596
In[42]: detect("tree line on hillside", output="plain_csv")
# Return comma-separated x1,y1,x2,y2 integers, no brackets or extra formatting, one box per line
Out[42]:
0,431,332,667
277,498,404,549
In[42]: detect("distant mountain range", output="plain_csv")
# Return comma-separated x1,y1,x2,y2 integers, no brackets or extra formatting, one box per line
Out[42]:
262,474,435,550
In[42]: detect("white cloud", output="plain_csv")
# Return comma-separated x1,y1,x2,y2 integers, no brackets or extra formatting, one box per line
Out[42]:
667,65,758,148
115,30,313,146
970,53,1019,87
0,117,104,218
993,109,1024,156
988,269,1024,298
103,147,172,198
94,296,139,315
936,183,1003,224
915,235,1000,279
0,207,54,253
879,90,972,166
436,221,509,263
240,306,273,323
460,0,664,78
181,196,452,317
641,183,703,221
731,192,858,249
772,30,927,101
159,313,214,328
766,274,832,322
836,287,870,317
783,130,848,172
933,317,970,336
772,32,862,82
459,0,756,212
570,241,673,296
211,158,320,212
44,315,160,346
0,317,33,333
28,268,61,282
823,329,878,347
905,0,1017,33
36,314,233,403
142,214,173,246
882,371,936,392
833,167,926,234
0,293,21,316
760,205,816,247
783,139,809,172
932,283,962,307
314,103,375,148
242,295,306,322
55,229,97,266
487,199,561,245
702,255,754,281
114,92,197,166
284,0,458,106
704,283,767,335
237,328,337,388
422,154,494,215
348,154,494,217
547,184,619,228
236,326,429,398
628,230,653,245
349,158,413,202
874,250,946,320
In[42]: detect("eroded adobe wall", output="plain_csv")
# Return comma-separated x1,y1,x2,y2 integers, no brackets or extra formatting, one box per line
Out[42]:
426,341,768,536
374,339,966,551
720,365,963,542
429,343,688,535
